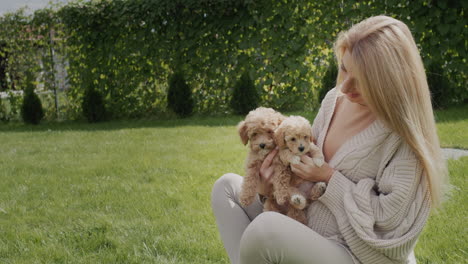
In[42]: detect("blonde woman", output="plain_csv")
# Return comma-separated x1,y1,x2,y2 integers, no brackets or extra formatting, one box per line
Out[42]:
211,15,447,264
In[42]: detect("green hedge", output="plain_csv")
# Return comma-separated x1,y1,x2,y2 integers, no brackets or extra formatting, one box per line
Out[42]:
0,0,466,120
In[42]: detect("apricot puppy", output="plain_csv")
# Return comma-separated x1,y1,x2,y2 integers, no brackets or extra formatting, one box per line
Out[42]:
237,107,285,207
267,115,326,224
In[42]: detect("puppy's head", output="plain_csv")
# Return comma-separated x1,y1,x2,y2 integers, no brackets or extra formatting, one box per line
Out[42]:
274,116,313,155
237,107,285,153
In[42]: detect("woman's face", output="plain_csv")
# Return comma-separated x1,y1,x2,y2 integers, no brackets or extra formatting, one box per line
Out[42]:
340,50,367,106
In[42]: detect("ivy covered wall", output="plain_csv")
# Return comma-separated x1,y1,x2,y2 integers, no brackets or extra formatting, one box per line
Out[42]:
0,0,466,120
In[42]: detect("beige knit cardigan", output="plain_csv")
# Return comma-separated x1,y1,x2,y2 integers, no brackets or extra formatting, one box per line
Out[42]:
307,88,431,264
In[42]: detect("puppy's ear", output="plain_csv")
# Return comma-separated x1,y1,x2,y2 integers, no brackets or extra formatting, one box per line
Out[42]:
277,114,286,127
310,128,317,144
237,121,249,145
274,125,286,148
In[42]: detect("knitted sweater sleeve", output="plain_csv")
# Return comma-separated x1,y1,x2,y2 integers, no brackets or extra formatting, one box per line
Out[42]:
318,142,431,263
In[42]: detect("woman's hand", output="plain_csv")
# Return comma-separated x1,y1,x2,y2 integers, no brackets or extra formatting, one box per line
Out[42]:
257,148,278,195
291,155,335,183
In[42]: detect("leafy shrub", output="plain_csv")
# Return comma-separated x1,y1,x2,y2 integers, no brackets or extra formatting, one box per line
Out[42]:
82,87,107,122
0,98,7,122
426,63,451,109
167,71,194,117
2,1,465,119
318,57,338,104
230,72,260,115
21,73,44,125
0,91,23,121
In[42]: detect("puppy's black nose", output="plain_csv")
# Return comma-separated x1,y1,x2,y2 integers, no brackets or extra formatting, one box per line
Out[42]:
298,146,305,152
260,143,266,149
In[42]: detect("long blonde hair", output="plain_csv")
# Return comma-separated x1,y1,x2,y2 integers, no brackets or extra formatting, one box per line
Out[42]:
334,15,447,207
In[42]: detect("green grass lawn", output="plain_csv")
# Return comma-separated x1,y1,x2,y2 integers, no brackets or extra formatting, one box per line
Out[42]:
0,105,466,263
435,104,468,149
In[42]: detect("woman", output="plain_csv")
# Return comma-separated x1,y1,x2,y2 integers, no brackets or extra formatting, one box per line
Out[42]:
211,15,447,264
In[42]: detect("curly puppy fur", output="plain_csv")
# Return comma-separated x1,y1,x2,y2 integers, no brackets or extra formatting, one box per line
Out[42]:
266,115,326,224
238,107,286,207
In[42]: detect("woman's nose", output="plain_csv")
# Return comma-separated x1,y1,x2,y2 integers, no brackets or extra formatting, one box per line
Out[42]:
341,77,354,93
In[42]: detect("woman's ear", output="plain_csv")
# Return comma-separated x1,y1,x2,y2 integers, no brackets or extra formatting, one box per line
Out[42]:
274,125,286,148
237,121,249,145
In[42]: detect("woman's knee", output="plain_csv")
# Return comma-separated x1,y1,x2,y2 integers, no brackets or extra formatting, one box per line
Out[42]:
211,173,241,208
239,212,285,257
241,212,355,264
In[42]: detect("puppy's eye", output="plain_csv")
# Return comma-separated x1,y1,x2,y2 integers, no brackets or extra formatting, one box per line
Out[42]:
268,130,273,134
291,138,296,142
304,136,309,140
252,133,257,137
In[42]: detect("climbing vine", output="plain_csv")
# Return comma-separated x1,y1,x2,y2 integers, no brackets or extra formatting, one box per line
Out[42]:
0,0,465,120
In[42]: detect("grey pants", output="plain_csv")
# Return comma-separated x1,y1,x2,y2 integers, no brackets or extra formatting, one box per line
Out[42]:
211,173,356,264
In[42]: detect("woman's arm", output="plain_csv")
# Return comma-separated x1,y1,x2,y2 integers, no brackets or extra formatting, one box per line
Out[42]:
318,143,431,263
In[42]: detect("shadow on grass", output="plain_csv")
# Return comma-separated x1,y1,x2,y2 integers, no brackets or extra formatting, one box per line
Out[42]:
2,103,464,133
0,110,320,133
0,114,246,133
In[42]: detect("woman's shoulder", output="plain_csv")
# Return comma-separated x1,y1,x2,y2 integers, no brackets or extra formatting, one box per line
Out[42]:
312,87,338,131
321,87,339,105
317,87,341,116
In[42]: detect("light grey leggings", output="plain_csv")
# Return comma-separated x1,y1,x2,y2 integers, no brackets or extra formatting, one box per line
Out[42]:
211,173,355,264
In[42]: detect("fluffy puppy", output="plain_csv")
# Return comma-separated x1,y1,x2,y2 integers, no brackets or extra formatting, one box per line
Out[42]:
237,107,286,207
266,115,326,224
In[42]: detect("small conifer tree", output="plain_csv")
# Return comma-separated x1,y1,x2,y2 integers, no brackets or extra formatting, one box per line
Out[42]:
167,71,194,117
21,72,44,125
82,87,107,122
318,57,338,104
426,63,451,109
230,72,259,115
0,98,8,122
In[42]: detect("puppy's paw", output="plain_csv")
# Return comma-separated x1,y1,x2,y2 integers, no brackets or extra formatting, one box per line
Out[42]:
316,182,327,193
290,155,301,165
290,194,307,210
313,158,324,167
276,195,288,206
239,195,254,207
310,182,327,200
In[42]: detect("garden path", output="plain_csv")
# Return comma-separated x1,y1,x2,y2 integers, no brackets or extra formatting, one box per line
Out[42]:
441,148,468,160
